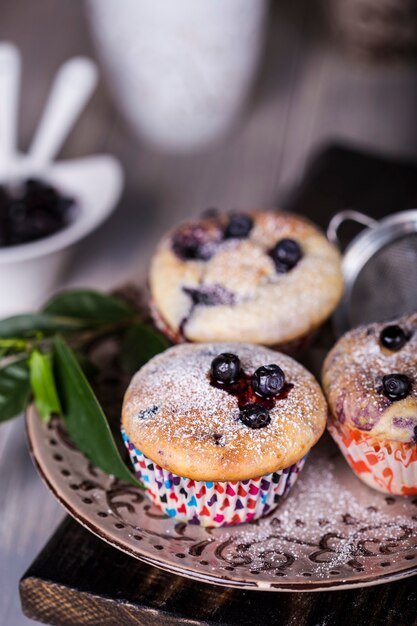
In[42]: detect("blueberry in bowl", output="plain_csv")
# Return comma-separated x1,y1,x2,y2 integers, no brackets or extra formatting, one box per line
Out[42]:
0,156,123,317
0,178,76,248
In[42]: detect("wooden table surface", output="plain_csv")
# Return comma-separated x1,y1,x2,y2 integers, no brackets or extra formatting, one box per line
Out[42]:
1,1,417,625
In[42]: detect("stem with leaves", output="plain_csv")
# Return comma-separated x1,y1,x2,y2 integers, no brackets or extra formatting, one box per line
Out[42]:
0,289,169,486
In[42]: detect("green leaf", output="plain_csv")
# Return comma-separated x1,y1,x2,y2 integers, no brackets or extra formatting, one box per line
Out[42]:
0,338,28,352
29,350,61,423
0,358,31,422
53,337,141,487
0,314,83,339
121,323,169,374
44,290,136,325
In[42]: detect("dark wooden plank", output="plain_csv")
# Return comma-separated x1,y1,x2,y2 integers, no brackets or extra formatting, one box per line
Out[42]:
20,516,417,626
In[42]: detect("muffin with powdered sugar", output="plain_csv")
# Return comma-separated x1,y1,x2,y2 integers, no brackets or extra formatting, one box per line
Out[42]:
322,312,417,496
122,342,327,527
149,210,343,352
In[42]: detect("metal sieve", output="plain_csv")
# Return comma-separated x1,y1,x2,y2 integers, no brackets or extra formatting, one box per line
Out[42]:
327,209,417,336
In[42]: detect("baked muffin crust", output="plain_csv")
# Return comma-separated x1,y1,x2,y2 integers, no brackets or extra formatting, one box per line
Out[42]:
322,313,417,443
122,343,327,481
149,211,343,346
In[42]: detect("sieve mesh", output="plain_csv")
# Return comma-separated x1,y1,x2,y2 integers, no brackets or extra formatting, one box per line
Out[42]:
349,233,417,327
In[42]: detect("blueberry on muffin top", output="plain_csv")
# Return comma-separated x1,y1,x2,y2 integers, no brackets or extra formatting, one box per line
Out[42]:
122,343,327,481
322,312,417,443
150,210,343,346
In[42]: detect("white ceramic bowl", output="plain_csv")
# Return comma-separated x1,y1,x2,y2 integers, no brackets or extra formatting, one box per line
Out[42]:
0,48,124,318
0,155,123,317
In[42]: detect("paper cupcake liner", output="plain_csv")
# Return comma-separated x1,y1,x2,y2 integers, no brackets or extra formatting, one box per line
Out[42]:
121,427,306,527
328,419,417,496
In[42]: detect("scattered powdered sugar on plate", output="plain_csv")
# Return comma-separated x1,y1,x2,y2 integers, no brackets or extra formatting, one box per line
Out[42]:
28,404,417,589
217,437,417,577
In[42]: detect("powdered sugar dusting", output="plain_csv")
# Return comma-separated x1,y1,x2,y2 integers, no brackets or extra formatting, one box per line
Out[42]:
323,312,417,442
30,408,417,588
122,343,327,480
149,211,343,345
215,437,417,577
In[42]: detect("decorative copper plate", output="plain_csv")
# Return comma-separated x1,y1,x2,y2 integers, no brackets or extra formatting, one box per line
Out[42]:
26,408,417,591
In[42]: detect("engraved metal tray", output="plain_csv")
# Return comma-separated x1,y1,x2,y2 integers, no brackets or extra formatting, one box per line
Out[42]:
26,409,417,591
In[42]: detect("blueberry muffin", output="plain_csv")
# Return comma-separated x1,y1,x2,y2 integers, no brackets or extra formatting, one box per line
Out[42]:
322,313,417,495
122,342,327,526
149,210,343,351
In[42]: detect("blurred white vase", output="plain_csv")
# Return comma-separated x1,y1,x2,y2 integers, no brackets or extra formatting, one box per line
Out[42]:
87,0,268,152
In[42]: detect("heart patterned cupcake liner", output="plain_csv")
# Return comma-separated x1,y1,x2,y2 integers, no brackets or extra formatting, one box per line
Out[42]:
122,427,306,527
328,419,417,496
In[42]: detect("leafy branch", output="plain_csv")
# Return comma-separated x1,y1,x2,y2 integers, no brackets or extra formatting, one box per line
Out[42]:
0,289,169,486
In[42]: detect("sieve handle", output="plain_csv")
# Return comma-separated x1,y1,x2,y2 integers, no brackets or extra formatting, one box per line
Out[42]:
327,210,378,247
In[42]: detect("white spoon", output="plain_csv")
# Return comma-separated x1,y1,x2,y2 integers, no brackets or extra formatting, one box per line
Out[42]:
0,43,21,181
0,53,123,316
27,57,98,170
